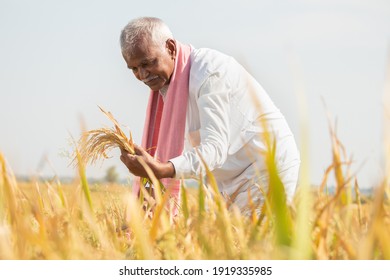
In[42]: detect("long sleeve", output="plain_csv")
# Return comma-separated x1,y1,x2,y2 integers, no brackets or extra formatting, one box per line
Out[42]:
169,73,231,179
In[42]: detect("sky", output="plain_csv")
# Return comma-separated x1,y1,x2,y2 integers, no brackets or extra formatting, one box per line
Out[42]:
0,0,389,188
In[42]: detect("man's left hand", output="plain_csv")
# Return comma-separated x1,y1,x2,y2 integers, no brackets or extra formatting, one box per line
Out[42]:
120,144,175,179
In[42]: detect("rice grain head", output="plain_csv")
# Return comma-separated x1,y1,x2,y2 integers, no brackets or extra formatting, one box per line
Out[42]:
73,106,135,167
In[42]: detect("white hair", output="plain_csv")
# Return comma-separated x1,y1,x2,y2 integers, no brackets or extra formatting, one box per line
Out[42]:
120,17,174,57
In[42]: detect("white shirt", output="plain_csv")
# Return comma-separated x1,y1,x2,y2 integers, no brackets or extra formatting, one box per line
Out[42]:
169,48,300,199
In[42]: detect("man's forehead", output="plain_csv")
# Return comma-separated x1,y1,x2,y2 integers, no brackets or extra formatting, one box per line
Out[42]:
126,53,155,68
126,43,160,61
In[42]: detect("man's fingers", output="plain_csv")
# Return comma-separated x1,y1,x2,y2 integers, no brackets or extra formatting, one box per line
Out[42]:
133,144,144,155
120,148,127,156
121,152,136,162
121,147,137,158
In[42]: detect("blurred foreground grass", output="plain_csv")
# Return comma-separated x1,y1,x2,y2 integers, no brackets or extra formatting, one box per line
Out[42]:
1,142,389,260
2,85,390,259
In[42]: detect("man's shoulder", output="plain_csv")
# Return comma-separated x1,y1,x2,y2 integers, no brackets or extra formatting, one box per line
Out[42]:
191,47,225,57
190,48,233,79
190,47,231,69
189,48,233,88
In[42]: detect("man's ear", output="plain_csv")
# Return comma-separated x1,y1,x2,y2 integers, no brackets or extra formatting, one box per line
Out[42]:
166,39,176,58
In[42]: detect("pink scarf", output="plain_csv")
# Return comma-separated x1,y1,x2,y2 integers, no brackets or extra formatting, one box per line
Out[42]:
133,41,192,208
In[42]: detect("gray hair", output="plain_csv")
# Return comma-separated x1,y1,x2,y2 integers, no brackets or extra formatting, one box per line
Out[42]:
120,17,173,57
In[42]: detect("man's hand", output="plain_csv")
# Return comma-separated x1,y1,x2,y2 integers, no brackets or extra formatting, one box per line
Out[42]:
120,144,175,179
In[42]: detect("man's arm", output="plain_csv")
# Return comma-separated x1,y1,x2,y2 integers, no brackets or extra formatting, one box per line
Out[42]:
170,72,231,178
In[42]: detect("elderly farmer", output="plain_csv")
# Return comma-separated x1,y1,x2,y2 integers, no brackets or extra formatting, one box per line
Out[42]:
119,17,300,215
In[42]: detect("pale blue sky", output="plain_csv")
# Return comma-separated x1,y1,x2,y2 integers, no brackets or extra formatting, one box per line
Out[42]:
0,0,389,188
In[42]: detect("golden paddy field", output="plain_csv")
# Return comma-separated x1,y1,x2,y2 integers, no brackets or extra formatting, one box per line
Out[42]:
1,146,389,260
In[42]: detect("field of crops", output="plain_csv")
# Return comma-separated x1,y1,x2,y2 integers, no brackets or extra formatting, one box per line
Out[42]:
1,116,389,260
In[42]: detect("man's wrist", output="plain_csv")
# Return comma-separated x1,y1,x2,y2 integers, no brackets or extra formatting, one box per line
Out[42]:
168,161,176,178
154,161,176,179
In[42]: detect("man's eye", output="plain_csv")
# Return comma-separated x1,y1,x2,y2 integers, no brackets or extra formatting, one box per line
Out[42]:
143,59,156,67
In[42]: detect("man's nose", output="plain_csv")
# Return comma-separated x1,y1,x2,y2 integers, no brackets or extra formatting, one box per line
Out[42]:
138,67,149,80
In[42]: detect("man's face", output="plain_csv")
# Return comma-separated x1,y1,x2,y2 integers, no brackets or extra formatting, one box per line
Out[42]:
123,39,176,91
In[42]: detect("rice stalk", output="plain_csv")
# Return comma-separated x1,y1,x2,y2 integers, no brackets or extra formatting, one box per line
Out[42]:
288,48,314,259
358,181,387,259
180,184,190,222
383,48,390,187
70,106,137,211
251,111,293,250
56,181,67,209
231,205,249,259
248,188,271,245
246,78,294,251
197,150,235,258
73,106,134,167
0,152,19,228
324,104,350,205
354,178,364,228
125,193,155,259
149,187,172,241
266,146,294,249
75,147,93,211
198,172,206,221
0,153,17,259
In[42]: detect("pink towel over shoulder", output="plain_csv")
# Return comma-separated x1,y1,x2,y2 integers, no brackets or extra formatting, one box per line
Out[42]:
133,41,192,205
